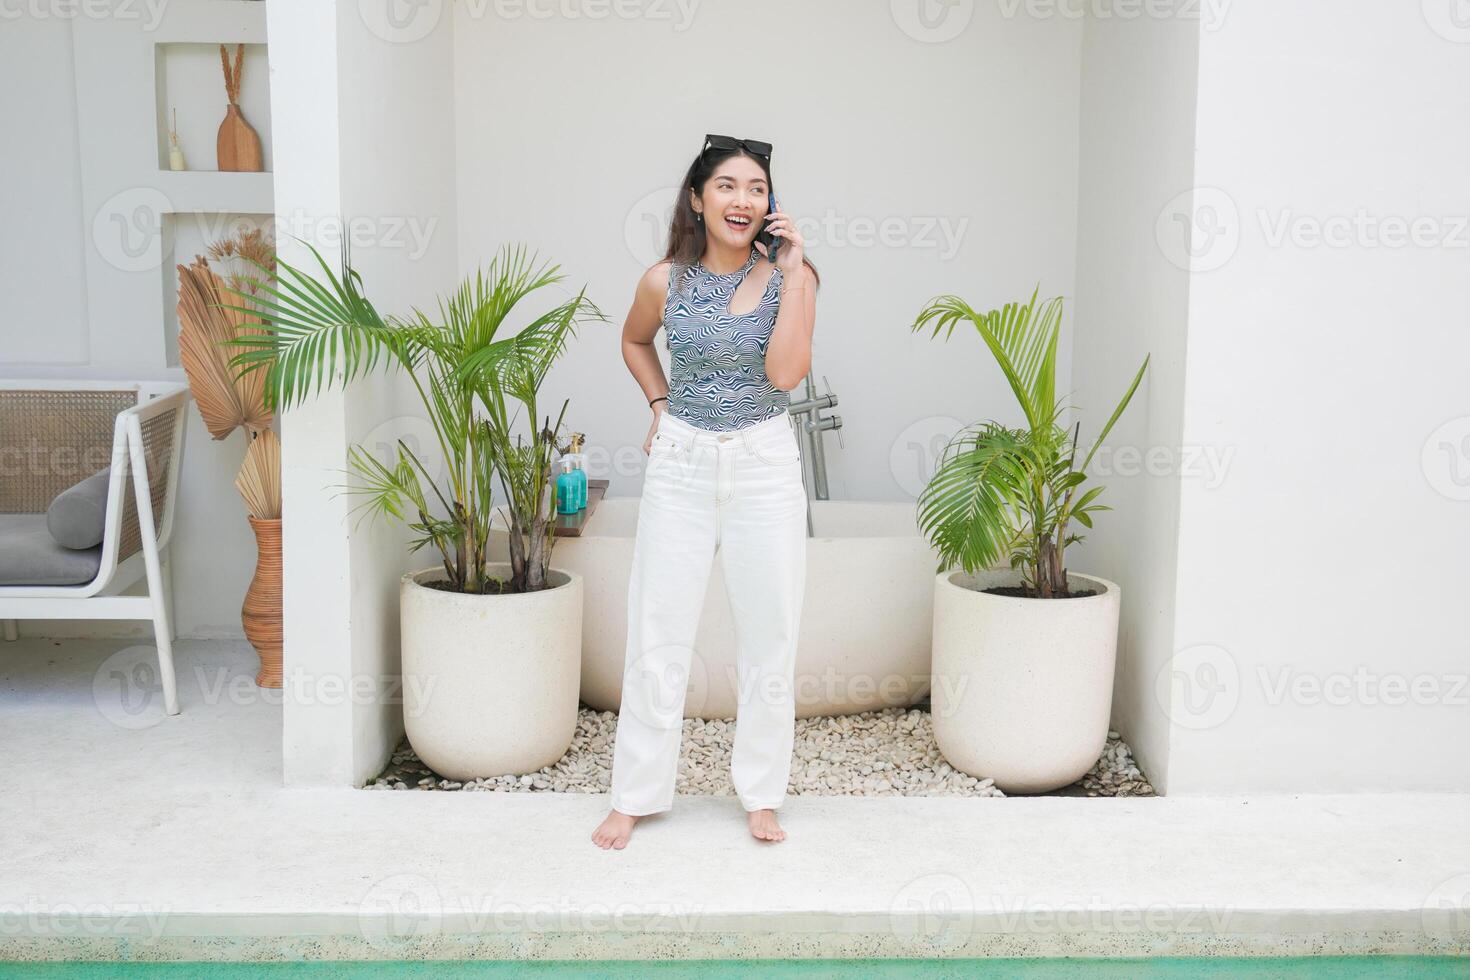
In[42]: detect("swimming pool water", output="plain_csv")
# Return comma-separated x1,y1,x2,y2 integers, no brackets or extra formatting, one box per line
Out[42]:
1,957,1467,979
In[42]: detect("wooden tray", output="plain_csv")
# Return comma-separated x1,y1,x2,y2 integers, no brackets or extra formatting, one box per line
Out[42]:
551,478,609,537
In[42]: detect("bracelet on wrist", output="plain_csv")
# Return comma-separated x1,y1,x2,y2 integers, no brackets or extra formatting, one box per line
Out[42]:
649,395,668,408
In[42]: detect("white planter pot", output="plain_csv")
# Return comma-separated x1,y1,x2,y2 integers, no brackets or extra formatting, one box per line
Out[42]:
931,568,1120,794
400,564,582,781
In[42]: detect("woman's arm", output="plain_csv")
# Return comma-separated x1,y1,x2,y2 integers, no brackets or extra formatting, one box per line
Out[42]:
621,260,674,451
764,262,816,390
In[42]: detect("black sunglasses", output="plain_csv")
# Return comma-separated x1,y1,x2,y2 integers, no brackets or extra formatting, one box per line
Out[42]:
702,133,772,161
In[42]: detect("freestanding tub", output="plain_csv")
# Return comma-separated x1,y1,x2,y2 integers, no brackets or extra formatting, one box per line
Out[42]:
493,497,942,719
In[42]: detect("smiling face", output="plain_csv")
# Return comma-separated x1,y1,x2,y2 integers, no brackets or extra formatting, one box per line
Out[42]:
690,153,771,248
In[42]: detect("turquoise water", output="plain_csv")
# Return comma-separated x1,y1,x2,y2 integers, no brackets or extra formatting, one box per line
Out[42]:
1,959,1467,978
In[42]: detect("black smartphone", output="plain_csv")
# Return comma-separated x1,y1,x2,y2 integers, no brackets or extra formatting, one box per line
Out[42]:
762,190,779,265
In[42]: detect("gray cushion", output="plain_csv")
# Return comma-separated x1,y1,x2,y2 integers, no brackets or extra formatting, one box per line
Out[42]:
46,467,111,550
0,514,103,587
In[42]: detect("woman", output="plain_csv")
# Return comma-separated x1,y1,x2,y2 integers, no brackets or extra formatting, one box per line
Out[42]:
591,135,820,849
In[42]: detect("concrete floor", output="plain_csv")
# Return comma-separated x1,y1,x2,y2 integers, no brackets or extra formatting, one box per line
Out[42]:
2,637,1468,963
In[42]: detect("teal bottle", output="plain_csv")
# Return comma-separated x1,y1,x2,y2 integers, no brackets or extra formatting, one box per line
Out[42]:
568,432,588,511
555,458,577,516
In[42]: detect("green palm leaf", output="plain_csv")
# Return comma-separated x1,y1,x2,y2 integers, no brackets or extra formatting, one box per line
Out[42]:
916,423,1036,575
909,286,1150,596
211,233,606,594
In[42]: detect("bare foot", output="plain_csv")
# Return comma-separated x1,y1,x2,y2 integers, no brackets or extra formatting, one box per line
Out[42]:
747,808,787,842
591,809,641,850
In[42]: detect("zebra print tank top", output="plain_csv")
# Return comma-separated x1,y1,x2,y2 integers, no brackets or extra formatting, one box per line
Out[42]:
662,245,788,431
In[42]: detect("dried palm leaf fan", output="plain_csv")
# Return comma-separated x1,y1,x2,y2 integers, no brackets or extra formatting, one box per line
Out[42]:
176,258,273,439
235,429,281,519
176,238,283,690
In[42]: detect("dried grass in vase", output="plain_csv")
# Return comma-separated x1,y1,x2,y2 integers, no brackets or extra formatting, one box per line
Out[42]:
235,429,281,520
219,43,244,105
208,227,276,298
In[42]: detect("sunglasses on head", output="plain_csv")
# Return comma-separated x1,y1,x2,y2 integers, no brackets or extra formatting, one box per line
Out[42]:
702,133,772,162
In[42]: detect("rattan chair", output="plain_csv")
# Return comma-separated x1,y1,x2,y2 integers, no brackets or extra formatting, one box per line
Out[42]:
0,382,191,715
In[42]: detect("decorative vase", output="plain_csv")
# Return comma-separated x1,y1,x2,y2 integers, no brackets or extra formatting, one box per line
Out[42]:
216,103,263,172
216,44,263,172
243,516,283,688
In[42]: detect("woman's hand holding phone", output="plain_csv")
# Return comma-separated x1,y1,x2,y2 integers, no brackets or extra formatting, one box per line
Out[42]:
763,194,805,279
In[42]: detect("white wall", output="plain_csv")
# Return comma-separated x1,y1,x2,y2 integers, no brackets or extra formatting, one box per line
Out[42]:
1071,2,1470,795
1,18,88,366
1165,2,1470,792
0,3,270,641
451,0,1084,502
1070,12,1202,795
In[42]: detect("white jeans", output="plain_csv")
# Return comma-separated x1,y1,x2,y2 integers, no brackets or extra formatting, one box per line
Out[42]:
608,407,808,815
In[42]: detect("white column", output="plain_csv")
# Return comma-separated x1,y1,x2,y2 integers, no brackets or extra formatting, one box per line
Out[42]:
270,0,459,787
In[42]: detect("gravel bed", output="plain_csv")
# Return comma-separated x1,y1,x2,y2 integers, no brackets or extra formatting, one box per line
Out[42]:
366,706,1155,798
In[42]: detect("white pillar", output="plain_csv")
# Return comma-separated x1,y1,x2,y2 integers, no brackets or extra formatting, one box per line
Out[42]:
269,0,458,786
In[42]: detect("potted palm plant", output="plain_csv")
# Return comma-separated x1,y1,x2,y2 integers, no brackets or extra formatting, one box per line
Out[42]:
910,287,1148,794
225,241,606,781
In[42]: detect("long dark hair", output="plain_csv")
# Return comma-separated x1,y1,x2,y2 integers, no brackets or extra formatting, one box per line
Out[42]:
662,145,821,290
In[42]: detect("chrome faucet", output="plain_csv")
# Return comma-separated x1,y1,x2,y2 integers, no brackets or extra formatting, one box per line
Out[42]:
787,371,842,534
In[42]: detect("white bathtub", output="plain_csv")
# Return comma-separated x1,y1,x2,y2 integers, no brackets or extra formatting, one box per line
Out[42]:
505,497,942,720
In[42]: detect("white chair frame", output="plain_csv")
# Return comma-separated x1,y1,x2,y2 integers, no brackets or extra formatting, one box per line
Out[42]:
0,381,191,715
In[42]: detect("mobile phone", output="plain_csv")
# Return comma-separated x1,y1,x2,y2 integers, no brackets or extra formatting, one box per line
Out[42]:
763,190,779,265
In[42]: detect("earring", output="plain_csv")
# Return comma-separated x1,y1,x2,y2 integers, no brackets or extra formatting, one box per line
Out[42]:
695,213,703,222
